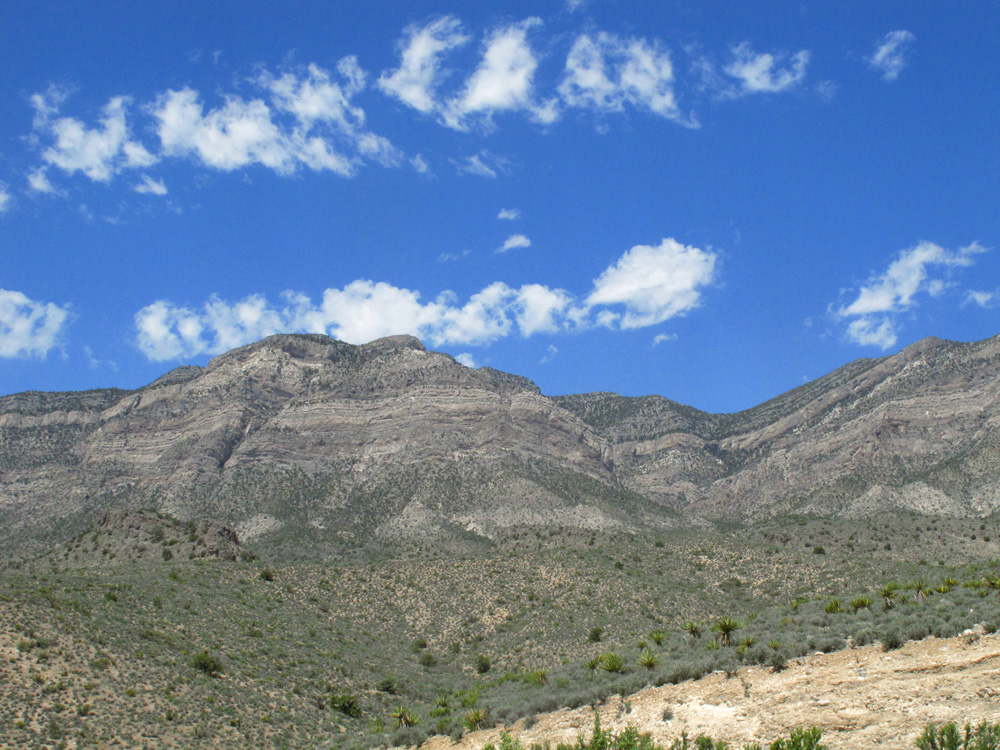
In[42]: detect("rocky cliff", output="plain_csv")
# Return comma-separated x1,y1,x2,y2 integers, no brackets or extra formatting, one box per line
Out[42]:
3,332,1000,556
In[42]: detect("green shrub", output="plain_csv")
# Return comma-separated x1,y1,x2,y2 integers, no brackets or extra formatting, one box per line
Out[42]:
190,651,224,677
476,654,491,674
916,721,1000,750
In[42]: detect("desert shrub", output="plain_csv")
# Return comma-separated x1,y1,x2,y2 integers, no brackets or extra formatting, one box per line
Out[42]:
589,627,604,643
476,654,492,674
330,694,362,718
916,721,1000,750
259,568,275,582
190,651,224,676
768,726,826,749
880,627,904,651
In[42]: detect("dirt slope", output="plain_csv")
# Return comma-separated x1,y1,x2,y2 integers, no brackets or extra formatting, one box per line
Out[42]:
422,633,1000,750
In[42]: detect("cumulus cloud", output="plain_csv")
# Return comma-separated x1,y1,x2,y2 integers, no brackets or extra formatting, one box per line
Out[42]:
378,17,557,130
498,207,520,220
134,237,717,360
150,60,400,177
377,16,469,113
0,289,71,358
30,88,157,183
443,18,558,130
133,174,168,195
560,33,693,124
454,352,478,368
869,30,915,81
723,43,809,95
585,238,717,328
831,241,988,349
498,234,531,253
27,167,61,195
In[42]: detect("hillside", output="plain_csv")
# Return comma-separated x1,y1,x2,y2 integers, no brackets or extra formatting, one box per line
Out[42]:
3,332,1000,556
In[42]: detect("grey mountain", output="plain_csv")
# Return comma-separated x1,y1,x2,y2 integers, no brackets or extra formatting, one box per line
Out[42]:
2,332,999,557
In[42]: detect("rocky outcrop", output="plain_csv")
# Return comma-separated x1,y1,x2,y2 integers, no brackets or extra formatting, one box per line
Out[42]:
3,332,1000,556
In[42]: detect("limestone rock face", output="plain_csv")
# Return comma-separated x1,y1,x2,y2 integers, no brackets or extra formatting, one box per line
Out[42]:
3,332,1000,556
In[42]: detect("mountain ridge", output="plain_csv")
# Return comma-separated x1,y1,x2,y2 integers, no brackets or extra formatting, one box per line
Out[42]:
3,331,1000,557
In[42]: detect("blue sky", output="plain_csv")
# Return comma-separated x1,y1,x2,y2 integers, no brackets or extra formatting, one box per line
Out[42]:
1,1,998,412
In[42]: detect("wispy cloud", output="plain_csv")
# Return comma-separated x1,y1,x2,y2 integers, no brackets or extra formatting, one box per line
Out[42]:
869,30,915,81
831,241,988,349
652,332,677,346
377,16,469,114
133,174,168,195
452,150,508,178
0,184,11,214
133,237,718,360
498,207,520,220
560,32,694,125
0,289,71,359
724,42,809,95
497,234,531,253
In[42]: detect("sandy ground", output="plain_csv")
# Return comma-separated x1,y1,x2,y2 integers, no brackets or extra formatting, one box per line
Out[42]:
420,632,1000,750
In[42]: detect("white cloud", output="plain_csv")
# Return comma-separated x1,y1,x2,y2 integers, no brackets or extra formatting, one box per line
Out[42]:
27,167,61,195
560,33,693,124
585,238,717,328
652,332,677,346
870,30,915,81
134,237,718,360
0,289,71,359
513,284,573,335
134,174,168,195
540,344,559,363
410,154,431,175
498,233,531,253
832,241,988,349
443,18,558,130
151,60,401,177
0,184,11,213
966,290,999,308
30,89,157,182
377,16,469,113
453,150,508,178
455,352,478,368
498,207,520,220
724,42,809,95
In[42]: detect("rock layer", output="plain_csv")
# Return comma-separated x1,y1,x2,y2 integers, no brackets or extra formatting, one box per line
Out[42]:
3,332,1000,555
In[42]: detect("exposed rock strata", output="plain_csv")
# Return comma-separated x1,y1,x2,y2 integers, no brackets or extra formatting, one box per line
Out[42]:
3,332,1000,555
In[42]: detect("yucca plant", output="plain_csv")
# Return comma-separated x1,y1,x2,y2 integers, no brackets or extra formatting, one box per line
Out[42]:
598,651,627,673
525,669,548,686
850,596,871,613
391,706,418,728
650,629,667,646
824,599,843,614
713,617,741,646
637,648,660,671
463,708,489,731
682,621,702,639
585,656,602,673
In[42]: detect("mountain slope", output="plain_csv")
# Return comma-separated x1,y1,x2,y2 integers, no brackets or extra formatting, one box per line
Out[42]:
3,332,1000,556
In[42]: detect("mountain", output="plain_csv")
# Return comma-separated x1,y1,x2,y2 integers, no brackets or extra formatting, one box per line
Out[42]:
3,331,1000,557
